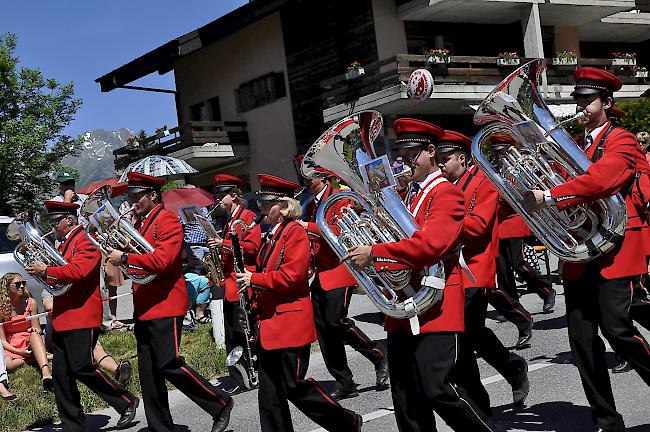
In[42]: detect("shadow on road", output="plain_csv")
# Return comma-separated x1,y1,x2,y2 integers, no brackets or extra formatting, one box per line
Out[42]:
351,311,384,325
493,401,593,431
533,316,568,331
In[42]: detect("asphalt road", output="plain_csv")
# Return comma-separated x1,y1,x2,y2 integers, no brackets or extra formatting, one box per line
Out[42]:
30,262,650,432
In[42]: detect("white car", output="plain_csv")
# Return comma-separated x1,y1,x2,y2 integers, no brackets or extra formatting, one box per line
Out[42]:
0,216,45,306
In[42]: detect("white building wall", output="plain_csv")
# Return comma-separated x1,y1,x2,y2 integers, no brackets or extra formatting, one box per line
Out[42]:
174,12,297,189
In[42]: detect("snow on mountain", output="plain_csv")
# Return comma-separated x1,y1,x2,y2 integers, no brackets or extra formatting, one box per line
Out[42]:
63,128,133,187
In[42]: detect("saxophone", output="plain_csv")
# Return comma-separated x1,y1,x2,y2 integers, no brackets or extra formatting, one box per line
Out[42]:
203,245,226,287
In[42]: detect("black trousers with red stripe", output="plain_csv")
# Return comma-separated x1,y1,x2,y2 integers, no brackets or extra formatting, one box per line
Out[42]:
387,330,504,432
258,343,360,432
453,288,527,415
52,328,136,432
631,275,650,331
565,264,650,432
487,283,533,336
497,238,552,301
311,278,385,390
134,317,231,432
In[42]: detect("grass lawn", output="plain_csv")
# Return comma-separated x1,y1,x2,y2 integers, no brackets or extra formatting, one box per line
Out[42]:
0,324,226,432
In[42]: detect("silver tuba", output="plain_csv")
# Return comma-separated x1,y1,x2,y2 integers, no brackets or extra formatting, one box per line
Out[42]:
301,110,446,321
7,217,72,296
81,185,156,284
472,59,627,262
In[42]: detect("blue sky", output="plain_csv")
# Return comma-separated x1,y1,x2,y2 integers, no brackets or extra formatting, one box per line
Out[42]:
0,1,247,138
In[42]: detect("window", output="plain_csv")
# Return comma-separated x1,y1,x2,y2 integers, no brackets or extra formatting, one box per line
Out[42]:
235,72,287,113
0,224,19,254
208,96,222,122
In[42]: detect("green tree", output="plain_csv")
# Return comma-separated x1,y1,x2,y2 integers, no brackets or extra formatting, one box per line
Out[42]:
619,97,650,134
0,33,83,215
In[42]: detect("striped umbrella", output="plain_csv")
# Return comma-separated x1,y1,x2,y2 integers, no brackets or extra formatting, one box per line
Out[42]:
118,155,198,182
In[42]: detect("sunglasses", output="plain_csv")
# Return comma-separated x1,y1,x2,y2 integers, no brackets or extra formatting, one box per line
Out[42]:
11,281,27,288
48,216,67,227
392,148,424,166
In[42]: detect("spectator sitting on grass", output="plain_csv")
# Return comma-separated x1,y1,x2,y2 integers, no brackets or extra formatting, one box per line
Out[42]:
0,346,16,400
41,292,132,385
185,271,212,324
0,273,53,390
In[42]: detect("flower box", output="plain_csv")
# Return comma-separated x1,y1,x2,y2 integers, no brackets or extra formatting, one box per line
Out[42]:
636,71,649,78
552,57,577,66
497,58,520,67
426,55,449,64
345,68,365,80
612,58,636,66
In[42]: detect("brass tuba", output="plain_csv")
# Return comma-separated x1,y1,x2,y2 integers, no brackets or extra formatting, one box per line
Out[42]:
472,59,627,262
81,186,156,284
301,110,446,321
7,217,72,296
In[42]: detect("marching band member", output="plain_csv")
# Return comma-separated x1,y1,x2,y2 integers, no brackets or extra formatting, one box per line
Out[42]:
208,174,261,393
27,201,138,431
482,136,537,348
236,174,362,432
436,130,529,415
106,172,233,432
300,168,388,400
345,119,503,432
525,67,650,432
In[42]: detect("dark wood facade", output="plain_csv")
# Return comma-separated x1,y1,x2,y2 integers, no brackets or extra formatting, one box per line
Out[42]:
281,0,379,153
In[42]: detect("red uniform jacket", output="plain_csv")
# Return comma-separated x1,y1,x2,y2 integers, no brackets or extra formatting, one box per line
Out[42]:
305,184,357,291
221,206,262,302
250,220,317,350
497,201,530,240
371,170,466,334
45,225,102,332
459,165,499,289
125,204,188,320
550,122,647,280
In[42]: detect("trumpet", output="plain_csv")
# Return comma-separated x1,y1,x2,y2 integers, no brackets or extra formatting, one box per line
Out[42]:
225,218,259,389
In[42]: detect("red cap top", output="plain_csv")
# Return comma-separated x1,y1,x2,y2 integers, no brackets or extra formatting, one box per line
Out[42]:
212,174,244,187
436,130,472,154
126,171,166,188
110,182,129,197
252,174,301,200
392,118,445,149
572,67,622,96
44,201,80,216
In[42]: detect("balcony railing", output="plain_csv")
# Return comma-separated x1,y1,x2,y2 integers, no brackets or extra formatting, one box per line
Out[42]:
321,55,645,110
113,121,248,169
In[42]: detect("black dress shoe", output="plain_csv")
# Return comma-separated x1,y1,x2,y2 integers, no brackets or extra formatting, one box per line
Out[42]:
612,360,632,374
375,357,389,391
543,288,556,313
329,387,359,400
116,397,139,429
510,355,530,406
516,320,533,349
212,398,234,432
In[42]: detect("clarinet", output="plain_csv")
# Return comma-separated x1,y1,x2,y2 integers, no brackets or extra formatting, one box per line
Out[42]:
225,219,259,389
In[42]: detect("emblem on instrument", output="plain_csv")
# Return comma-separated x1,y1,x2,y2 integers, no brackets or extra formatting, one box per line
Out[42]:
406,68,433,102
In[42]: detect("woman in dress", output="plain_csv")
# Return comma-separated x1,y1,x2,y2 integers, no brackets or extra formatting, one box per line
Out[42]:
0,272,52,389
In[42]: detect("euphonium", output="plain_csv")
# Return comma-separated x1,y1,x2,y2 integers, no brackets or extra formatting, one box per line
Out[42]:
301,110,445,321
7,217,72,296
472,58,627,262
225,218,258,389
81,185,156,284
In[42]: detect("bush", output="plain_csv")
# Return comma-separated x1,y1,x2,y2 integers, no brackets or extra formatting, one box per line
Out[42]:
618,97,650,134
0,324,226,432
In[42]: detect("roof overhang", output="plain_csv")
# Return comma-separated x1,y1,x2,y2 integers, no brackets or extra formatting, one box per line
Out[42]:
95,0,289,92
